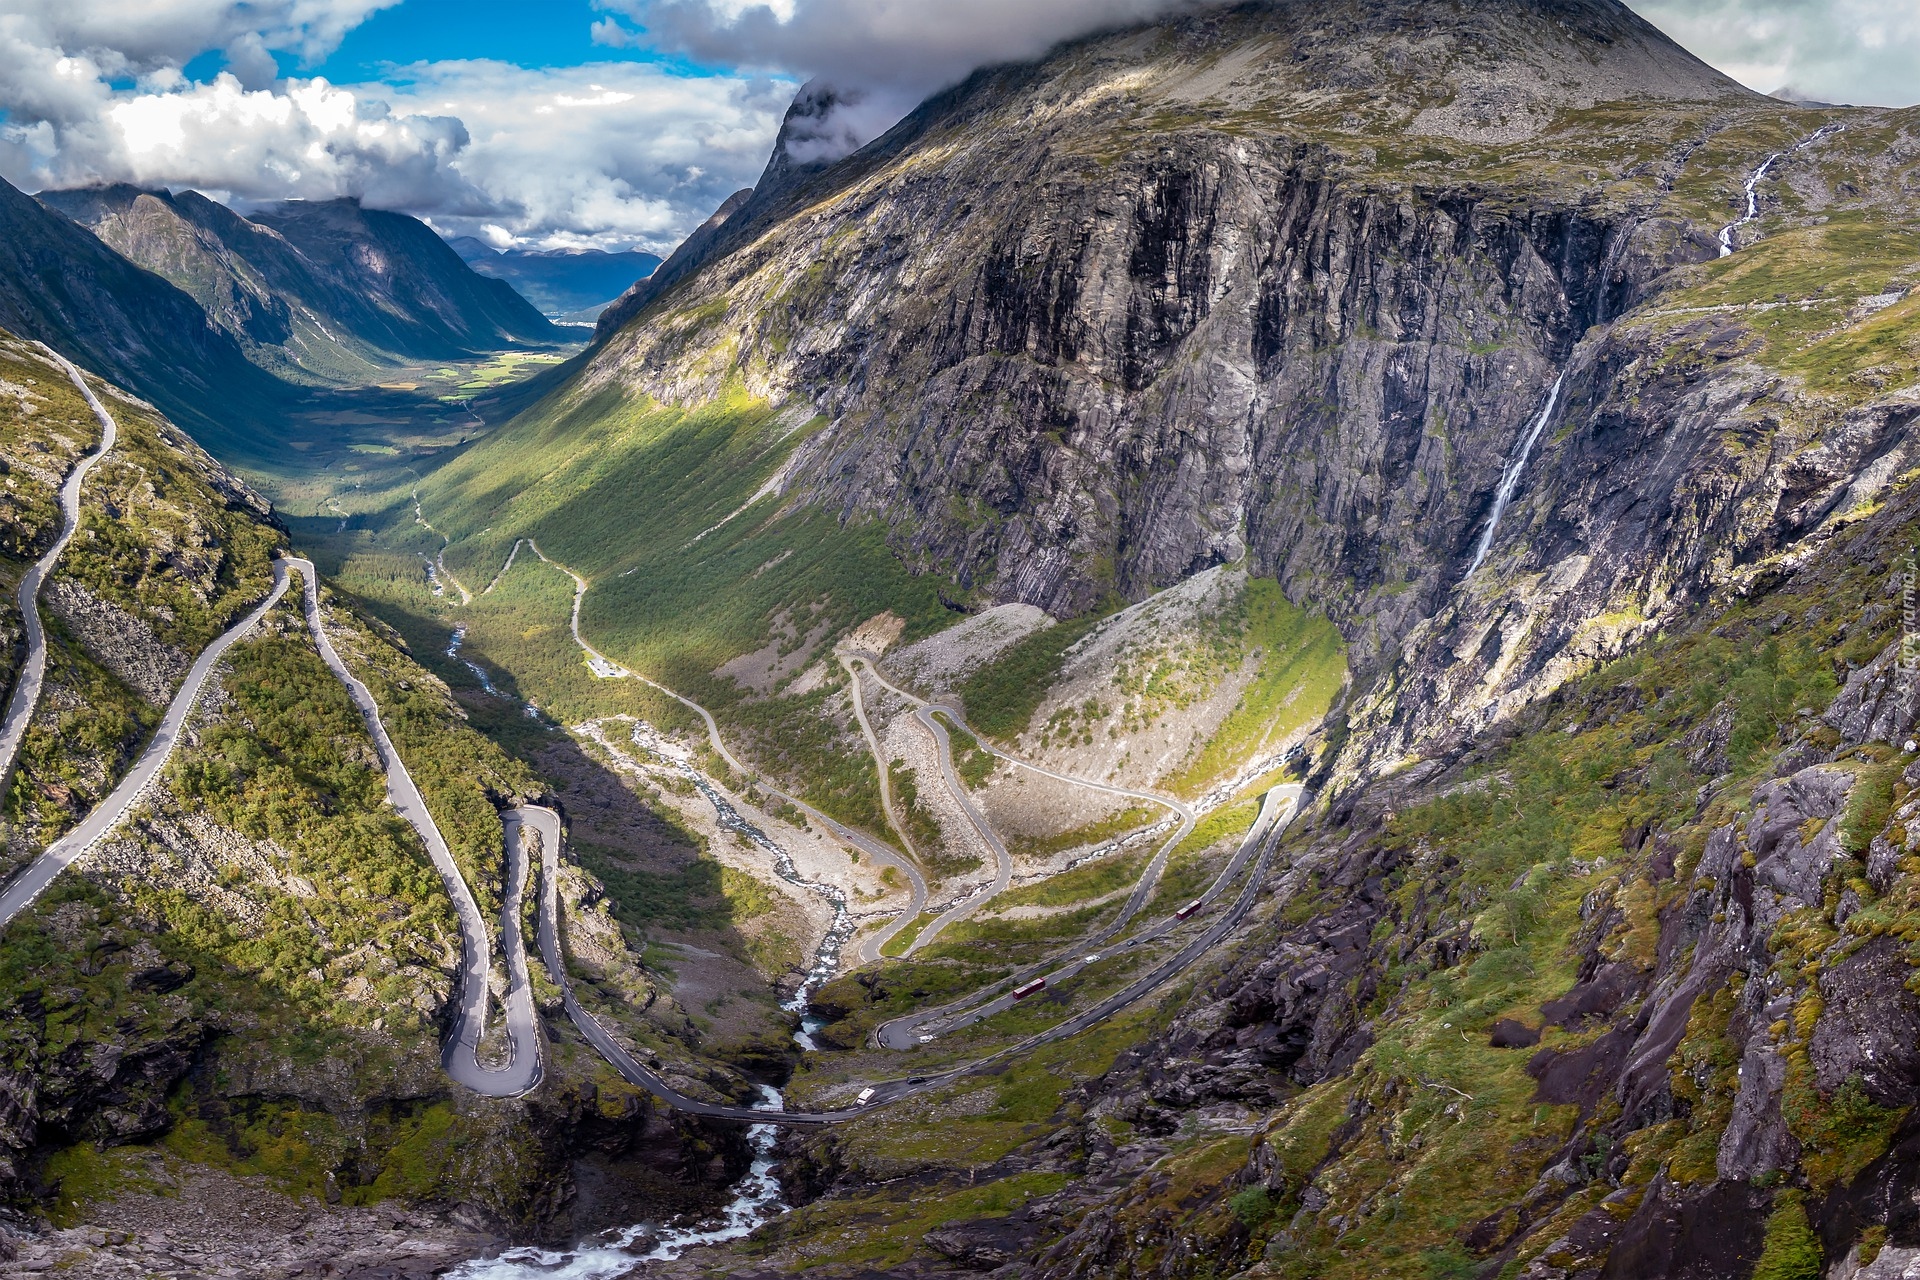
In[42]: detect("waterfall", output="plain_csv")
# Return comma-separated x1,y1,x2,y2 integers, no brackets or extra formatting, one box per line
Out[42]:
1465,374,1565,578
1717,123,1845,258
446,1087,788,1278
1718,153,1782,257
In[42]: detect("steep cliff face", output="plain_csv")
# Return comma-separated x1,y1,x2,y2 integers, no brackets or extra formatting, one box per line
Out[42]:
559,0,1916,786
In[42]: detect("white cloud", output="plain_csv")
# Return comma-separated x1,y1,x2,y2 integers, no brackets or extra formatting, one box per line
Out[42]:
92,75,484,212
368,60,793,252
0,0,791,252
594,0,1229,167
600,0,1211,96
0,0,398,74
1627,0,1920,106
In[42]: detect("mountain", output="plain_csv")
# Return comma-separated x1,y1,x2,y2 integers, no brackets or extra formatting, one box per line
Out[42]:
0,328,762,1274
448,236,661,320
402,0,1920,1274
7,0,1920,1275
478,0,1776,754
41,186,563,382
0,175,292,452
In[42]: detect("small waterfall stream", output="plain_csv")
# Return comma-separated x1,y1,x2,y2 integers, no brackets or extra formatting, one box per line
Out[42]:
446,626,500,695
1717,123,1844,257
623,720,858,1029
1718,152,1783,256
1464,373,1565,577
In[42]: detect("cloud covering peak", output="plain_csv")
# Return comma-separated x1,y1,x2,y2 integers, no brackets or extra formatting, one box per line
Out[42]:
599,0,1210,96
0,0,1912,255
596,0,1222,165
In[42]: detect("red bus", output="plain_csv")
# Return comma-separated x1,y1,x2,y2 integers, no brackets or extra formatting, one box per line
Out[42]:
1175,899,1204,920
1011,978,1046,1000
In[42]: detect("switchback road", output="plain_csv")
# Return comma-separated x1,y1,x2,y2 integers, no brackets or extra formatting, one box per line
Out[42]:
0,561,287,927
286,556,541,1098
0,345,119,792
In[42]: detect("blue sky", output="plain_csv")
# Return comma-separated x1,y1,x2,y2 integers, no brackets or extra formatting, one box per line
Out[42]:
207,0,713,82
0,0,1914,255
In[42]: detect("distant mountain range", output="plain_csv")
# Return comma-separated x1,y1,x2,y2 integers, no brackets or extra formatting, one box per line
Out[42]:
0,179,572,458
446,237,661,321
0,176,291,452
41,186,560,383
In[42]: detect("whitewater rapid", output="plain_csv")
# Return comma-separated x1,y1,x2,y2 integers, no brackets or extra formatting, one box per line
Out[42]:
445,1086,788,1278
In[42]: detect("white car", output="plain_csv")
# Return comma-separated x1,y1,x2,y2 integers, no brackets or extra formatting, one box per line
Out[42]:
1082,953,1101,964
918,1034,934,1043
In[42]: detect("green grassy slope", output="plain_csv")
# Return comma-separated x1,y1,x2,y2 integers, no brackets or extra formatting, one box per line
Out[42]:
422,380,957,695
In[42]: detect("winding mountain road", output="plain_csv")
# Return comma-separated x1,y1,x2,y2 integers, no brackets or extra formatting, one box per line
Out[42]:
517,783,1303,1124
896,700,1013,954
0,345,119,793
876,783,1298,1050
858,780,1300,1102
637,665,930,962
498,540,928,960
516,804,848,1124
285,556,541,1098
844,657,1197,953
0,435,1303,1126
427,529,1313,1120
840,652,923,865
0,562,289,927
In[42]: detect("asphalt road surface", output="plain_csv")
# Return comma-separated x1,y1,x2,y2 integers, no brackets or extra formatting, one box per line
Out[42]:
900,702,1013,953
0,345,119,792
0,560,288,928
285,556,541,1098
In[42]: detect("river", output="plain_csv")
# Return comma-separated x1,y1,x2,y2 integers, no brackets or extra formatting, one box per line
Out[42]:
445,1085,787,1279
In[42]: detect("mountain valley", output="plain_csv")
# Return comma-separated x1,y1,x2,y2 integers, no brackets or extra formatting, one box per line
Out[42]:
449,239,664,323
0,1,1917,1278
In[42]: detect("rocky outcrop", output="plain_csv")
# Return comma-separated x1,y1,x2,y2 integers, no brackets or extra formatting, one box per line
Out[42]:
43,580,188,707
561,0,1920,795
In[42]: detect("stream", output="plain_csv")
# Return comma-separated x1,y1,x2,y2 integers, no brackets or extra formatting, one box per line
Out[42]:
445,1086,788,1278
446,625,500,695
446,721,851,1275
623,718,858,1044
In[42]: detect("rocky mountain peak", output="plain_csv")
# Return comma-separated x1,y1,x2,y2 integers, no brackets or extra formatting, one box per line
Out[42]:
571,0,1883,798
